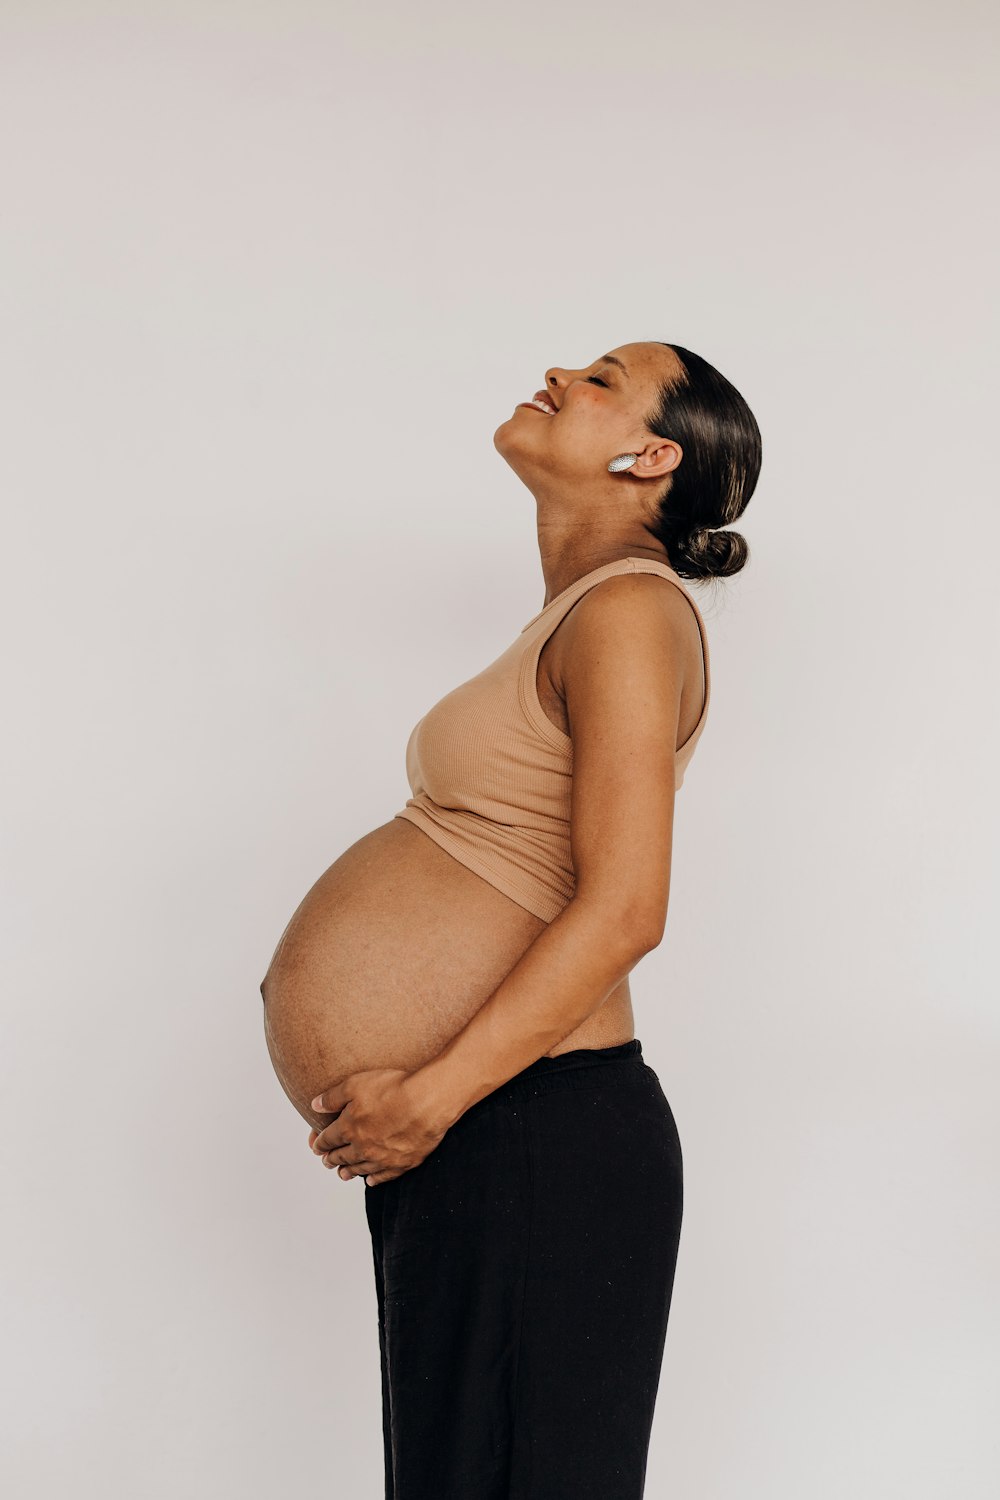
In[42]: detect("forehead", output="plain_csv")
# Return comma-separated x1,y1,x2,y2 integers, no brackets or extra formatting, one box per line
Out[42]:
599,343,683,393
606,342,681,380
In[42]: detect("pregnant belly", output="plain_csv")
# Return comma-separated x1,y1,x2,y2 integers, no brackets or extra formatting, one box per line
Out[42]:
260,817,635,1127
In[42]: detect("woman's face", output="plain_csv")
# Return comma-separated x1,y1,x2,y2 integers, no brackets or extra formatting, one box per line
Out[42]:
493,340,685,499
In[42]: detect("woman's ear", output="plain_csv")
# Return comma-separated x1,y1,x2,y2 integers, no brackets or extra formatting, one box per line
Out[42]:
634,439,683,480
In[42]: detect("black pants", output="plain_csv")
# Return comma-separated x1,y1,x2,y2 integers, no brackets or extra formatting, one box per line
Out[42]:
364,1037,684,1499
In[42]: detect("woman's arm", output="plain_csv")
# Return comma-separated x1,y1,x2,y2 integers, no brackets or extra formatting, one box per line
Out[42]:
411,572,693,1131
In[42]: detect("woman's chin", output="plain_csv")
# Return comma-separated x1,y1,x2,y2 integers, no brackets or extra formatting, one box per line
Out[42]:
492,423,536,470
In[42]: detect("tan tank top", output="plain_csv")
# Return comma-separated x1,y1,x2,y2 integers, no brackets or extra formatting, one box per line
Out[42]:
393,556,712,923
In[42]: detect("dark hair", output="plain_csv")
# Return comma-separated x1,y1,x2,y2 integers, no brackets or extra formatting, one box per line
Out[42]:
641,342,762,581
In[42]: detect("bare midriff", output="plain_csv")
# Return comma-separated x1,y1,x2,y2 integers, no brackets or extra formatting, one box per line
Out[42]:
261,816,636,1131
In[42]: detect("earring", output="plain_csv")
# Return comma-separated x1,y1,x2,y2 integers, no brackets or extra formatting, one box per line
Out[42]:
607,453,639,473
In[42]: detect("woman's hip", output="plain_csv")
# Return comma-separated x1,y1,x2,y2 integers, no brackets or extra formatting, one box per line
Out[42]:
366,1036,683,1253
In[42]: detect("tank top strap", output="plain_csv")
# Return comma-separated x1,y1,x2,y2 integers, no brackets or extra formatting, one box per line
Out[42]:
626,558,712,748
517,555,711,754
519,557,647,634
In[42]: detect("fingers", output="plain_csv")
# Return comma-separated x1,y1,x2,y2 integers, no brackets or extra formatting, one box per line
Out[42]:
307,1122,381,1181
310,1081,349,1114
323,1154,380,1176
308,1127,360,1176
312,1125,350,1155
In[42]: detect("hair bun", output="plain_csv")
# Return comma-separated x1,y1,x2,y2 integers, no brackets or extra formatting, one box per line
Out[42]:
672,523,749,580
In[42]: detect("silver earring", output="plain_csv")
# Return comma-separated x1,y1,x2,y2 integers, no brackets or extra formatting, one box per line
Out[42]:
607,453,639,473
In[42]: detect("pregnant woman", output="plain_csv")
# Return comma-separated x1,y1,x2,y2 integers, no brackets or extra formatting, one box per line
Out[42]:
260,338,761,1499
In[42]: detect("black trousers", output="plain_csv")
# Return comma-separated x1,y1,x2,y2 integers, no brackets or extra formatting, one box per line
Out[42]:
364,1037,684,1499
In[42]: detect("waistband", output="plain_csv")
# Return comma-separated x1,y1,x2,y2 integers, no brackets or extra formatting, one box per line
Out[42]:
518,1036,642,1078
466,1037,647,1114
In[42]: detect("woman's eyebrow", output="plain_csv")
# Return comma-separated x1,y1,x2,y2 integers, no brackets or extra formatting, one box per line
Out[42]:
597,353,629,377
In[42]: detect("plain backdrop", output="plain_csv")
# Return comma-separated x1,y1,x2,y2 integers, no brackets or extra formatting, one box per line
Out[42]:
2,2,998,1496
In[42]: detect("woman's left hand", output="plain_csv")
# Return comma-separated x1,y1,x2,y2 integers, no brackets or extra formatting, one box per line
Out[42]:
307,1068,449,1186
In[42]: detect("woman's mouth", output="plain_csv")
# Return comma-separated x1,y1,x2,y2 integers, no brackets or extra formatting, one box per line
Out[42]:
517,398,556,415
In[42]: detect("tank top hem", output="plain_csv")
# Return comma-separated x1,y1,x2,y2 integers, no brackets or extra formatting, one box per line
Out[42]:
393,807,565,923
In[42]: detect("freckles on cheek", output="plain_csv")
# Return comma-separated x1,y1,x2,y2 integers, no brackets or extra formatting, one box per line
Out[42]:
569,393,601,424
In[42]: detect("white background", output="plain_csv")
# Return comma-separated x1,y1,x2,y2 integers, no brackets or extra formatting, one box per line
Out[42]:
2,2,998,1495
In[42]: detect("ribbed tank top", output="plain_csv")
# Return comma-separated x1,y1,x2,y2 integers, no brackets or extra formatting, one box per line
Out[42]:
393,556,711,923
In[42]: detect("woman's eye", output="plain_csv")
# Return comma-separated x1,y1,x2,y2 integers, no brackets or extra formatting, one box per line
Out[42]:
586,375,608,387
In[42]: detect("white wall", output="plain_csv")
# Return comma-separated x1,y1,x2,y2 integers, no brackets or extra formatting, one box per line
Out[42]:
2,2,997,1495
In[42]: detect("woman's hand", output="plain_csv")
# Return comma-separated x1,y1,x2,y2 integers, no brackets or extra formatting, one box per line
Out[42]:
307,1068,450,1186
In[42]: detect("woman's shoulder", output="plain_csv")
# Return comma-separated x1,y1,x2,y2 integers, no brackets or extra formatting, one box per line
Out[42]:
552,568,701,674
